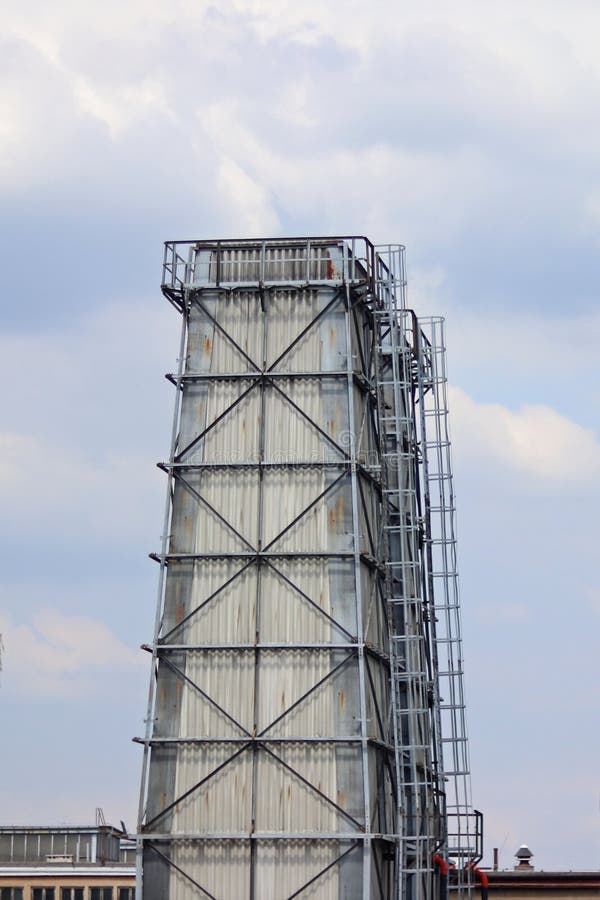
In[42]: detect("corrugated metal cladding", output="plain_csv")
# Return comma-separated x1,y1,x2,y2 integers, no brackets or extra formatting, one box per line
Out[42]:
140,241,397,899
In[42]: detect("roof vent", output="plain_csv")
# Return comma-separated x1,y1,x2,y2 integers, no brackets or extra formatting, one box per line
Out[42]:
515,845,534,870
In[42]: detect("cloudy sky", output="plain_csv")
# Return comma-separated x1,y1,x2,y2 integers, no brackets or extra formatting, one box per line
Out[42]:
2,0,599,873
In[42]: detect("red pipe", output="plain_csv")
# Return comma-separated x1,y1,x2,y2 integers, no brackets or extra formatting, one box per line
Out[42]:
433,854,449,900
467,863,489,899
433,855,449,877
476,870,489,888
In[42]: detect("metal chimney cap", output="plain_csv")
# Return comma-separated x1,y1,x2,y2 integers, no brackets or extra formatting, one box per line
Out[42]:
516,845,533,859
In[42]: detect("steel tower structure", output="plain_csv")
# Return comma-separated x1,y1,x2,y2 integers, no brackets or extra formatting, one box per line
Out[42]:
136,237,479,900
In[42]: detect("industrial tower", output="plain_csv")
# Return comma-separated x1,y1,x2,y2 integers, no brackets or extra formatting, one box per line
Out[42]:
136,238,481,899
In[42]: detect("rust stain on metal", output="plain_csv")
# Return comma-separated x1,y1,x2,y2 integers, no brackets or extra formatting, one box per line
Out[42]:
339,691,345,710
175,601,184,624
329,496,343,532
204,336,212,354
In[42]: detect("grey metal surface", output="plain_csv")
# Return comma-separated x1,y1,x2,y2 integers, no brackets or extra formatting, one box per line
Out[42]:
138,240,396,899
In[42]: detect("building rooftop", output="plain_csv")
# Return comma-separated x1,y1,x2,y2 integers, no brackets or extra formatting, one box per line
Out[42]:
0,823,131,867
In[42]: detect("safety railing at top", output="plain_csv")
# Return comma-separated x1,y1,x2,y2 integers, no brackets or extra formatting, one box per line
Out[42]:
161,237,406,305
162,241,189,293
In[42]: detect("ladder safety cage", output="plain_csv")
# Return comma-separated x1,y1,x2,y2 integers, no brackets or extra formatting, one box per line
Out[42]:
373,245,478,900
417,317,479,894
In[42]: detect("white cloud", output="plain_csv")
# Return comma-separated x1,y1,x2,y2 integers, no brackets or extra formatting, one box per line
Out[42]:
0,609,143,698
449,385,600,484
199,95,494,242
0,431,161,541
216,157,280,235
0,300,178,544
0,298,177,437
443,308,600,378
73,77,174,138
3,0,600,245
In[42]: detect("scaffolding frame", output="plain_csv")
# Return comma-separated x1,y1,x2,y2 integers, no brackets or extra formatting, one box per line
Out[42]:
136,237,478,900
